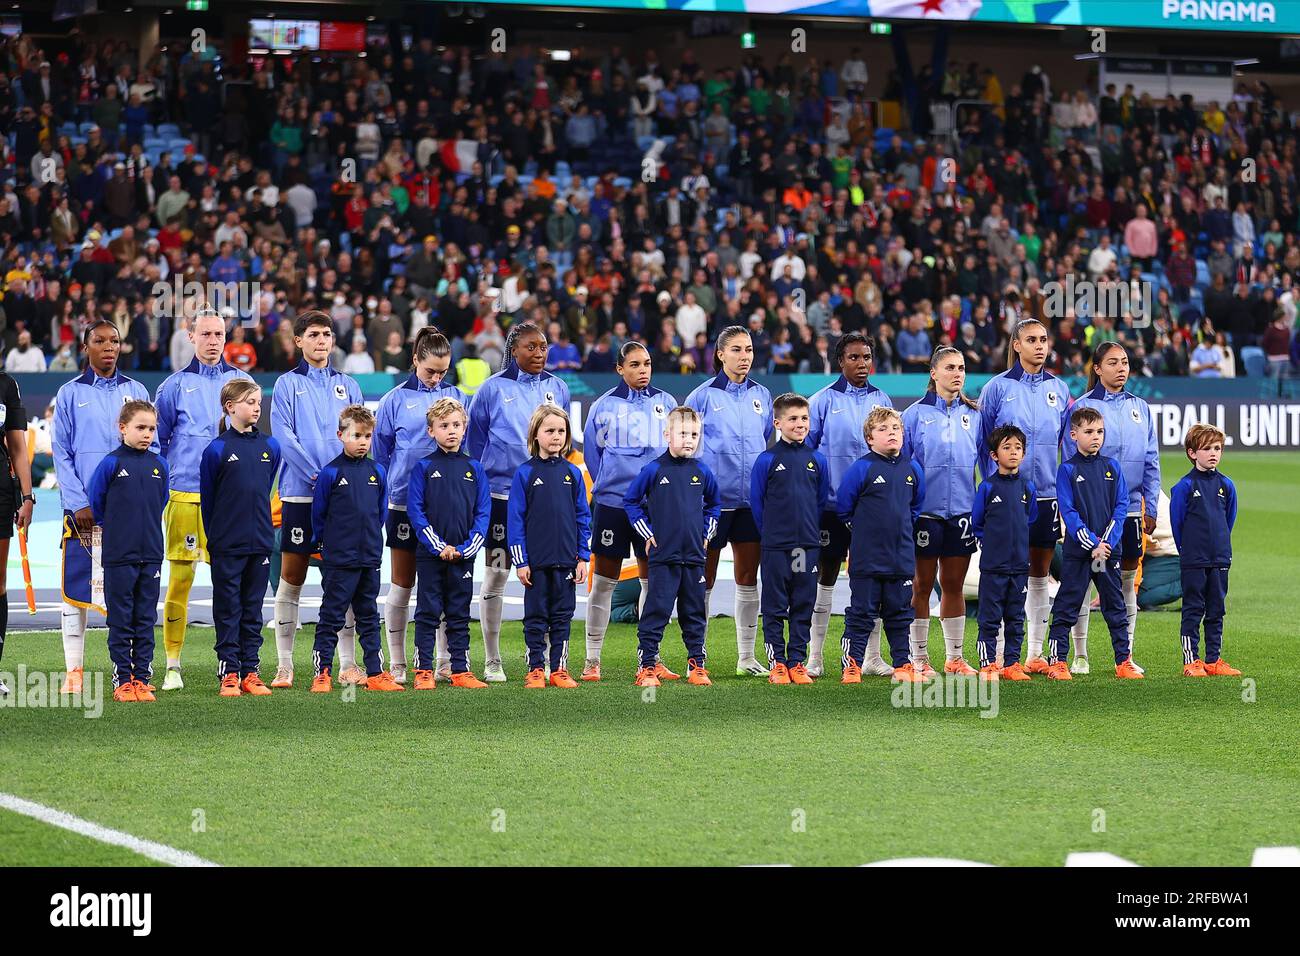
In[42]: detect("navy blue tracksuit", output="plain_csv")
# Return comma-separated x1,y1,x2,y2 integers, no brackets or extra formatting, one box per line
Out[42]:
406,446,491,673
507,455,592,671
200,426,281,679
1169,466,1237,664
835,450,926,668
624,452,722,670
971,471,1039,667
1048,452,1131,665
88,444,170,688
311,453,389,676
750,438,829,666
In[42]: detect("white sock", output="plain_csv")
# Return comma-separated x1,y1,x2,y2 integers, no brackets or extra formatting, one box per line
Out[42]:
995,623,1005,667
1122,569,1138,658
810,584,835,665
384,584,411,668
1071,591,1090,658
337,607,357,670
909,617,930,665
704,586,712,621
480,565,508,661
585,573,618,661
1025,576,1050,659
61,602,86,669
940,615,965,660
274,580,301,668
735,584,760,661
637,577,648,619
866,620,885,664
435,622,449,670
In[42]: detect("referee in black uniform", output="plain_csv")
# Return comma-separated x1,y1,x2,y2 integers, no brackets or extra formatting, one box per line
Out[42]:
0,370,36,696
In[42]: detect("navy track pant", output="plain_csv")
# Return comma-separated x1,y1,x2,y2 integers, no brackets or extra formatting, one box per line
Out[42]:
522,566,576,671
105,562,160,688
211,552,270,679
414,557,475,673
842,575,913,668
760,546,818,667
637,562,707,670
314,566,383,677
978,571,1027,667
1180,566,1229,664
1048,552,1129,665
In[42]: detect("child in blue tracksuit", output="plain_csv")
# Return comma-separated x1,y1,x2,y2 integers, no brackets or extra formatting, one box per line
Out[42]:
1046,407,1142,679
199,379,281,696
87,400,170,701
406,397,491,689
1169,423,1241,677
624,406,722,686
507,405,591,688
309,405,403,692
750,393,829,683
971,425,1039,678
835,406,926,682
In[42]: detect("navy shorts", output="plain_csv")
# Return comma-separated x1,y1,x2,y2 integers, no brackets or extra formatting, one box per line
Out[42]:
280,500,316,554
914,514,977,558
1029,497,1062,550
386,507,417,552
710,507,760,548
590,502,647,561
485,497,512,565
1120,515,1145,562
818,510,852,568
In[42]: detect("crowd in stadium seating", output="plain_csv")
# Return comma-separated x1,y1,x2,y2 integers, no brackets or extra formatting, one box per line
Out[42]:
0,30,1297,380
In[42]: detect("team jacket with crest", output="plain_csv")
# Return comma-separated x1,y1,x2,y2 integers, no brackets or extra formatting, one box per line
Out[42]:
683,371,773,510
198,426,282,555
970,472,1040,573
310,452,389,568
154,358,253,494
53,368,155,513
373,373,470,510
506,455,592,568
1061,385,1161,520
1055,452,1129,558
806,376,894,507
271,360,364,501
87,444,170,565
976,361,1071,495
623,452,722,566
583,382,679,508
749,438,830,550
1169,467,1237,568
836,450,926,577
405,446,491,559
901,392,980,518
467,366,572,498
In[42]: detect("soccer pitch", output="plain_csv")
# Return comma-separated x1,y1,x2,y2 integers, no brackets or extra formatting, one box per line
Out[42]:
2,452,1297,867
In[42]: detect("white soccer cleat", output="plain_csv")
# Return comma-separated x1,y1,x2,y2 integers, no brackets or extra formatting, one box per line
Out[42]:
805,659,824,678
863,657,897,676
161,667,184,691
736,657,770,677
483,659,507,683
1069,656,1091,675
390,664,408,686
435,663,452,682
0,677,8,697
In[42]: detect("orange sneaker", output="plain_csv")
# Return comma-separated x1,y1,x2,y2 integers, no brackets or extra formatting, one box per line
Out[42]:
978,663,1001,680
1114,659,1145,679
1024,656,1051,674
60,667,84,695
1045,661,1073,681
788,663,814,685
768,663,791,685
523,668,547,689
549,669,579,688
113,682,138,702
634,667,661,687
412,669,437,690
366,672,406,692
241,673,272,696
132,679,156,702
653,661,681,681
1000,662,1032,681
580,660,601,682
686,660,712,686
1204,658,1241,677
944,658,978,676
1183,659,1209,677
892,662,927,683
310,670,332,693
841,658,863,684
450,671,489,688
219,673,242,697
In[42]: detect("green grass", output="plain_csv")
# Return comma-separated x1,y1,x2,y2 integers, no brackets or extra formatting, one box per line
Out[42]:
2,452,1298,866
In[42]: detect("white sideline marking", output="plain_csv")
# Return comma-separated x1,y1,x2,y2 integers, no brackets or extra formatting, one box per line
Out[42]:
0,792,221,867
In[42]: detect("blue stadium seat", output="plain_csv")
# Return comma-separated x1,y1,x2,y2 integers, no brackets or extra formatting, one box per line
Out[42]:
156,123,180,138
78,121,96,135
1195,260,1210,287
1241,346,1266,378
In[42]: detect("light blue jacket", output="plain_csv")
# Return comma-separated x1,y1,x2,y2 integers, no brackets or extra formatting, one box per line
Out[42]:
1061,385,1160,519
465,366,571,498
53,368,155,513
583,382,678,508
372,373,470,509
977,362,1071,496
270,360,364,500
901,392,980,518
683,371,773,510
806,376,894,509
154,358,253,494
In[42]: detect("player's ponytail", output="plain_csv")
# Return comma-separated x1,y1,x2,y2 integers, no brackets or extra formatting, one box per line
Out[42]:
411,326,449,367
217,378,261,433
927,345,979,410
1006,318,1046,370
1087,340,1126,391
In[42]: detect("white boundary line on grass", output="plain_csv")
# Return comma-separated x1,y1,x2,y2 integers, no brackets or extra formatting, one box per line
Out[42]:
0,792,221,867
